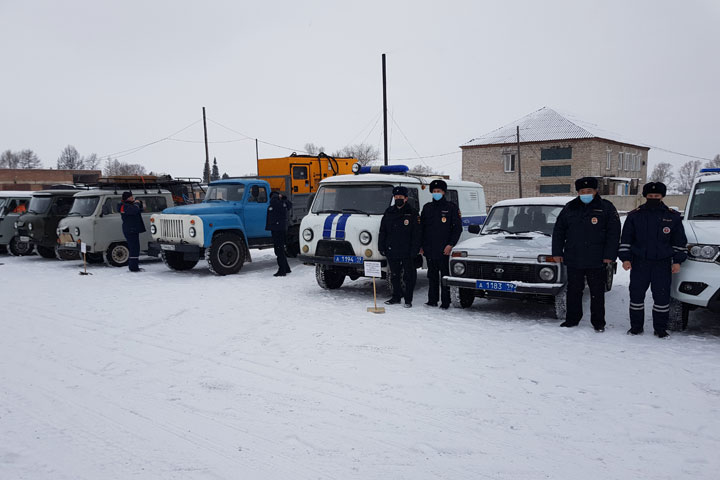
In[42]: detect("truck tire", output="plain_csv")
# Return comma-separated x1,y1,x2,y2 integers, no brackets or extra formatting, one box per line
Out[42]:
554,286,568,320
8,236,34,256
667,297,689,331
87,252,105,264
54,245,80,261
105,242,130,267
450,286,474,308
206,232,246,275
315,265,345,289
161,251,198,271
37,245,57,259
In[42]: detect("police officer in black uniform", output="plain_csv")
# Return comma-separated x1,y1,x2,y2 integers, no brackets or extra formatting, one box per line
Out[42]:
266,191,293,277
119,191,146,272
619,182,687,338
420,179,463,309
379,186,421,308
552,177,621,331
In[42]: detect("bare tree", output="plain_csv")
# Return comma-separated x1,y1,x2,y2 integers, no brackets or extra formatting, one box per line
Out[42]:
57,145,83,169
677,160,702,193
221,172,229,179
706,154,720,169
1,149,42,169
648,162,674,184
103,159,147,176
409,164,443,175
333,143,379,166
83,153,100,170
303,143,325,155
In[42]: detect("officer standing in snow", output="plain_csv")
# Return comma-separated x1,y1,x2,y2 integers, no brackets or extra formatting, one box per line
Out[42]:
552,177,621,331
420,179,463,309
379,186,421,308
266,191,293,277
119,191,145,272
619,182,687,338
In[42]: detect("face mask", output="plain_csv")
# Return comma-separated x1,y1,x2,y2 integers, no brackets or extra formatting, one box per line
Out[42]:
579,194,594,204
432,193,444,201
395,199,405,208
645,198,661,208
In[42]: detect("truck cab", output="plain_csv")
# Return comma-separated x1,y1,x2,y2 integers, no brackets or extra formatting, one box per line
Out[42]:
0,191,33,255
669,168,720,330
298,165,486,291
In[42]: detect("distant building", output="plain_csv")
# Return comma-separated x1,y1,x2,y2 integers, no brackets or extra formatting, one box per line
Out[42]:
461,107,649,206
0,169,101,191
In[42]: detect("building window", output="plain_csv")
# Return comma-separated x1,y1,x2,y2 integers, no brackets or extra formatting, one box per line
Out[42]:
503,153,516,172
539,184,572,194
540,165,572,177
636,153,642,171
618,152,623,172
623,153,629,171
540,147,572,161
606,149,612,170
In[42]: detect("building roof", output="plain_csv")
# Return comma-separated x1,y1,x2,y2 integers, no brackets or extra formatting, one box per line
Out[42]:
462,107,648,149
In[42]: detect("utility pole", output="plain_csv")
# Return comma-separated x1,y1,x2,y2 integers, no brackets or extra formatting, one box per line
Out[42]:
516,125,523,198
255,138,259,174
202,107,210,169
382,53,388,166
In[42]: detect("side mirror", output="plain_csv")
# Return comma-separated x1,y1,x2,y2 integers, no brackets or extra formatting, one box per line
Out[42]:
468,224,481,234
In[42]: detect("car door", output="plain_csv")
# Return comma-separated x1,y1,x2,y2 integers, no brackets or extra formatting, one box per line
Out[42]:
242,184,270,240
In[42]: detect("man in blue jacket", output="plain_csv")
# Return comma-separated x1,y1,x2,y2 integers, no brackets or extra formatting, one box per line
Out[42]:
119,191,146,272
266,191,293,277
552,177,621,331
619,182,687,338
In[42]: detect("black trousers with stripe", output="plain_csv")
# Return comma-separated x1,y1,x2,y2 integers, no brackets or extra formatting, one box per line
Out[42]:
566,266,606,329
629,258,672,332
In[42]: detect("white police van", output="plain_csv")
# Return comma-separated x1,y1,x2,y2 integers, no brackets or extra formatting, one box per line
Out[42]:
297,164,486,290
669,168,720,330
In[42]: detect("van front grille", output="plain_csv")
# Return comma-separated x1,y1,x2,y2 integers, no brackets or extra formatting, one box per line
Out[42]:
160,218,184,239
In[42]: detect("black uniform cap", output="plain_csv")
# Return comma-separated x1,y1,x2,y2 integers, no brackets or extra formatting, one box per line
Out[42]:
122,191,133,201
429,179,447,192
642,182,667,197
574,177,598,191
392,186,408,196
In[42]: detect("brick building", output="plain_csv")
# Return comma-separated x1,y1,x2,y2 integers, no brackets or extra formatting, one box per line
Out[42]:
0,169,101,191
461,107,649,206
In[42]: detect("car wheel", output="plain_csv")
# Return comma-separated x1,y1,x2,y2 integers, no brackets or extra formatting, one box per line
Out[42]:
161,251,199,271
37,245,57,259
554,285,568,320
667,297,689,331
206,232,246,275
450,286,474,308
86,252,105,264
105,242,130,267
315,265,345,289
8,237,34,256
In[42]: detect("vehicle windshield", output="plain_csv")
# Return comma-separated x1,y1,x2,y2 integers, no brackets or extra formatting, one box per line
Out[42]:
311,184,394,215
68,196,100,216
687,181,720,220
481,204,564,236
205,185,245,202
27,196,53,214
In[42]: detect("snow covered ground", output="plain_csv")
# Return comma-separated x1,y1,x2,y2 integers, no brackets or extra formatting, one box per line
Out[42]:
1,251,720,480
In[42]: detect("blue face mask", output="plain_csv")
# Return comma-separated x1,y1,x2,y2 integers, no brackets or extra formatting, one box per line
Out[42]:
432,193,444,201
579,194,594,204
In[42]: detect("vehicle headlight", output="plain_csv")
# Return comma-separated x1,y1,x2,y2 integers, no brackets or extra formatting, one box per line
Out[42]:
14,221,18,229
359,230,372,245
28,223,33,231
539,266,556,282
302,228,313,242
688,244,719,262
150,224,157,235
189,227,196,237
74,227,80,236
452,261,466,276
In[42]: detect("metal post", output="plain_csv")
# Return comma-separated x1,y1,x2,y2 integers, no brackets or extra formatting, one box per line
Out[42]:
382,54,388,166
202,107,210,168
516,125,523,198
255,138,259,174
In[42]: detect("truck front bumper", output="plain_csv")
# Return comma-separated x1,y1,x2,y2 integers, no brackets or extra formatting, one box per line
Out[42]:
442,276,566,296
148,241,204,260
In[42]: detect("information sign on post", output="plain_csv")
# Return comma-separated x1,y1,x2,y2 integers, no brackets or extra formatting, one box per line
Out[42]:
364,261,385,314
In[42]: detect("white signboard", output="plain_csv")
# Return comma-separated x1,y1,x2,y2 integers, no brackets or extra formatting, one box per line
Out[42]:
80,242,87,254
364,261,382,278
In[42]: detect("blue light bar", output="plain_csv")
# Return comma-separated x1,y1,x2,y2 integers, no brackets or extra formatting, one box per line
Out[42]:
353,164,409,174
699,168,720,173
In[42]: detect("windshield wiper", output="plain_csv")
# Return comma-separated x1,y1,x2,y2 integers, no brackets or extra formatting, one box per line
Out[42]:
316,209,342,214
515,230,551,236
483,228,515,235
341,208,370,215
692,213,720,218
206,198,227,202
66,212,82,216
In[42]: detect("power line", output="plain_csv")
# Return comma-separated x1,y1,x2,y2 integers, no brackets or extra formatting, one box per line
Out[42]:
99,119,202,160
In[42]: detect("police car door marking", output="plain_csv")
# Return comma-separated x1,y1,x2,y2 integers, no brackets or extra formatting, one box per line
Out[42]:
335,214,351,239
323,213,339,239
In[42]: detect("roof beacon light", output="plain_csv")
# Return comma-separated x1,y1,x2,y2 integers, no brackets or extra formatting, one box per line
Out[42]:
699,168,720,174
353,163,409,175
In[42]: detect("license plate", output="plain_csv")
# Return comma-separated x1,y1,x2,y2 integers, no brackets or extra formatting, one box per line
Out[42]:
19,236,30,242
334,255,363,264
64,242,77,248
477,280,516,292
160,244,176,251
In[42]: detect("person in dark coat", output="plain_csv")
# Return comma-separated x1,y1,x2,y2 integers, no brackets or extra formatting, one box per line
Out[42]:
552,177,621,331
420,179,463,309
266,191,293,277
119,191,146,272
619,182,687,338
378,186,421,308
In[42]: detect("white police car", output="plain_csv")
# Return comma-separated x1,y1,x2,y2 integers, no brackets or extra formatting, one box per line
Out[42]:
669,168,720,330
298,165,486,290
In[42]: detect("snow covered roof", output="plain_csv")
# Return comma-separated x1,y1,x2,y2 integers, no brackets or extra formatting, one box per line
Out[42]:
321,173,482,188
493,196,575,207
462,107,648,149
0,190,35,197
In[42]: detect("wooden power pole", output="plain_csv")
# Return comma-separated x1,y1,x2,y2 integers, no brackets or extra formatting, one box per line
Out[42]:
516,125,523,198
202,107,210,169
382,53,388,166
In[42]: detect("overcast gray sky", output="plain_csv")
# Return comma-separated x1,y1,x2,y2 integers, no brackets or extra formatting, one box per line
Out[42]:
1,0,717,179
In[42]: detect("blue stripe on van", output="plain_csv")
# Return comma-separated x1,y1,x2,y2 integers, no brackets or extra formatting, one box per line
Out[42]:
335,214,351,239
462,215,486,227
323,213,339,239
